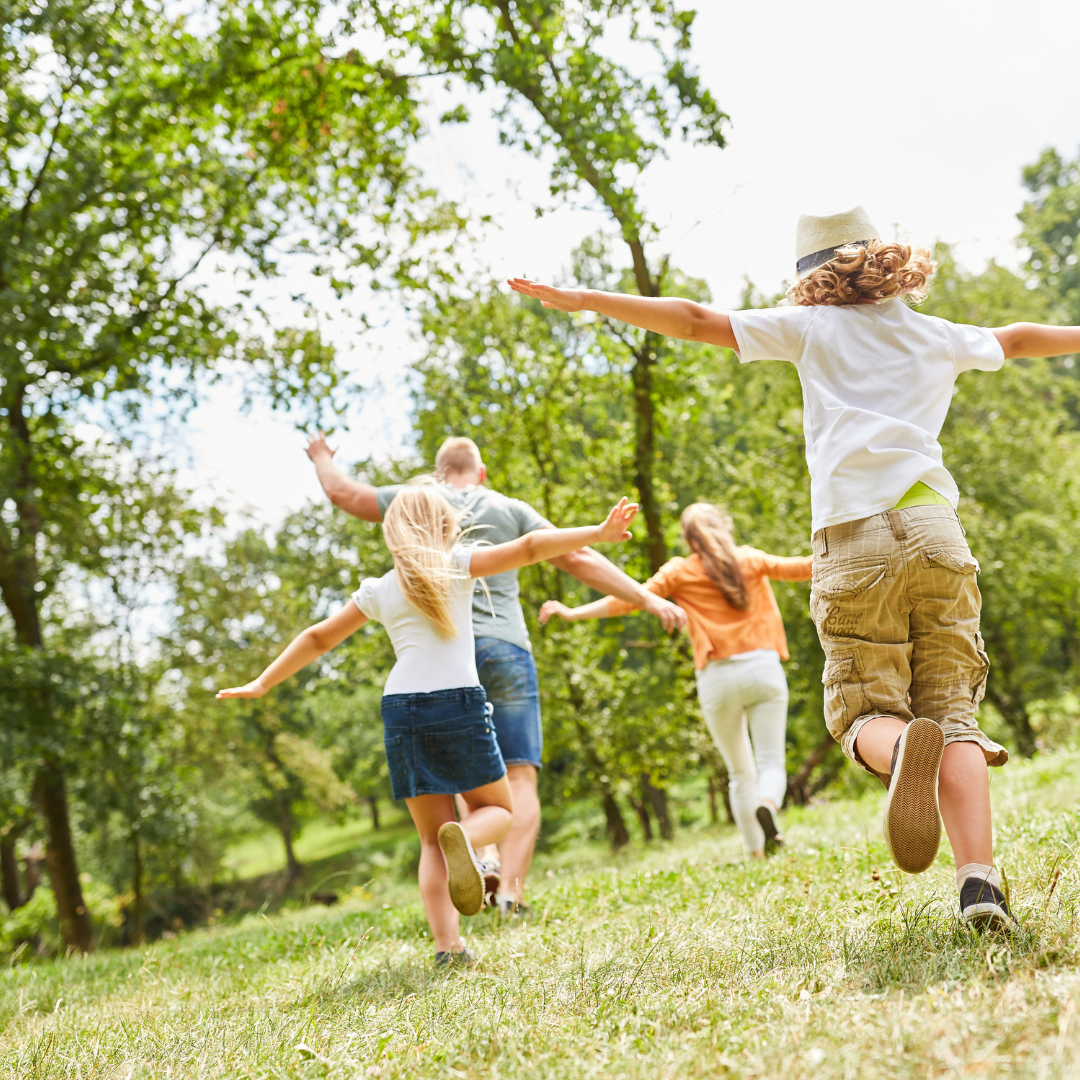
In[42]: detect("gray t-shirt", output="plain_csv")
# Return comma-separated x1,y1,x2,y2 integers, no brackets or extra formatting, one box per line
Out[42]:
375,483,551,651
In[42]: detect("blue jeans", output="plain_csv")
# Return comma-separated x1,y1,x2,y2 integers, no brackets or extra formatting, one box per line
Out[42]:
475,637,543,769
381,686,505,799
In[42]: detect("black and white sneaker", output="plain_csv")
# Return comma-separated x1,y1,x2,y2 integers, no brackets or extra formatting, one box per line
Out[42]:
496,895,531,920
960,876,1016,933
434,947,477,967
883,718,944,874
755,804,784,856
437,822,485,916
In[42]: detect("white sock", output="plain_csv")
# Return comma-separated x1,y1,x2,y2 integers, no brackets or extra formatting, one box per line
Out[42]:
956,862,1000,892
495,892,519,906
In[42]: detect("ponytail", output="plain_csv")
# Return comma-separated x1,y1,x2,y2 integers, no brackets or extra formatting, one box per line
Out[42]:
679,503,748,611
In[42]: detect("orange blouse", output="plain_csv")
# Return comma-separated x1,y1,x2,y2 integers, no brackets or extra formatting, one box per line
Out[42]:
607,547,813,669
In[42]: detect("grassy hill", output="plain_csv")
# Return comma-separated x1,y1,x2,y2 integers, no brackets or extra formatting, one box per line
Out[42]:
4,749,1078,1079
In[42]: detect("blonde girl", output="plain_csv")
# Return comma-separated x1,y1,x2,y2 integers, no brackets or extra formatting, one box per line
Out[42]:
541,503,811,858
218,485,638,965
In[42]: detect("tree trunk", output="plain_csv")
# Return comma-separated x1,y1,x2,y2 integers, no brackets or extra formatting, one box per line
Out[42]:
629,795,653,841
630,336,667,575
787,733,836,806
707,775,719,826
367,794,380,831
131,830,145,947
999,701,1037,758
1,826,27,912
33,763,95,952
640,773,673,840
602,791,630,849
276,801,302,885
713,765,735,824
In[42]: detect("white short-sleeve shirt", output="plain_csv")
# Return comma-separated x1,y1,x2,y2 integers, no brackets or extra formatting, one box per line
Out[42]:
728,298,1004,533
352,545,480,696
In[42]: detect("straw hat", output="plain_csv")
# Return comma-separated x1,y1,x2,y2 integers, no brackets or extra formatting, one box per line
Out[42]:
795,206,880,277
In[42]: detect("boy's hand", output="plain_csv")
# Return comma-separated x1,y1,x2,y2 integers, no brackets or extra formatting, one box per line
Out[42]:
539,600,572,625
305,431,336,463
216,679,269,700
508,278,588,312
596,497,639,543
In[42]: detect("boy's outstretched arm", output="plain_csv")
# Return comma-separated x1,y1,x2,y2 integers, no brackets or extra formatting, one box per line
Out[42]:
993,323,1080,360
508,278,737,350
216,602,368,699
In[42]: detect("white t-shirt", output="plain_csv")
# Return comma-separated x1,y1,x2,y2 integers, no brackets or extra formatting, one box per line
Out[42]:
728,298,1004,533
352,545,480,696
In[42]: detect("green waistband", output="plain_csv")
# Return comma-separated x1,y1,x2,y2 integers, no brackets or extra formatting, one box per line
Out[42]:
892,480,953,511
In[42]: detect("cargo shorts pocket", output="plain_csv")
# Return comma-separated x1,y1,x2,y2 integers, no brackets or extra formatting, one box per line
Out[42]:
812,558,889,601
822,656,857,736
924,548,980,575
972,631,990,706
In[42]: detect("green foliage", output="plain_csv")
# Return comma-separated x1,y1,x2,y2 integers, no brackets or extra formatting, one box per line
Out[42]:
1020,146,1080,326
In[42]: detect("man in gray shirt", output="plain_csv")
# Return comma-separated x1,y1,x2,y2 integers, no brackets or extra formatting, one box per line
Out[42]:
306,433,685,913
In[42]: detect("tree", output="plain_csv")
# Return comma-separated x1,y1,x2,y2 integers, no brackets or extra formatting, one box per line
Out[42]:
0,0,436,949
1019,146,1080,328
373,0,730,839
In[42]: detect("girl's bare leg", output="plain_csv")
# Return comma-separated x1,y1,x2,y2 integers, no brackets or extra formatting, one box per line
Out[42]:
405,793,463,954
459,774,514,848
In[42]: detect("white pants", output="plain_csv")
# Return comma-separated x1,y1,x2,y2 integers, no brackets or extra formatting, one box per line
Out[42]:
695,650,789,854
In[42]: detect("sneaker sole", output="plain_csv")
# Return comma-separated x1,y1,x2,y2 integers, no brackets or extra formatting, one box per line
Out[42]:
962,903,1015,933
438,822,485,916
883,718,943,874
755,806,784,856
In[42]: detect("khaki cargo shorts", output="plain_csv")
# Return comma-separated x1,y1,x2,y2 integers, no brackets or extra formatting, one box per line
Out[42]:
810,505,1008,778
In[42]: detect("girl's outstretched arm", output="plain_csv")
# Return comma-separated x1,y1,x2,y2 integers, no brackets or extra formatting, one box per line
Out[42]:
992,323,1080,360
539,598,617,624
508,278,737,349
216,601,368,699
468,497,638,578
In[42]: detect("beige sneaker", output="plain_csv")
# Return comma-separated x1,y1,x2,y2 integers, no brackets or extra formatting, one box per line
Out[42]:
437,821,485,916
882,718,944,874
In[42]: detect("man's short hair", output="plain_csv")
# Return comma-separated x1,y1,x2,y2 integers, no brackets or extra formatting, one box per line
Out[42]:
435,436,483,478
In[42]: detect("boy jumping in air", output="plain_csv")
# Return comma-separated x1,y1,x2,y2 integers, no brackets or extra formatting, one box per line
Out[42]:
510,206,1080,930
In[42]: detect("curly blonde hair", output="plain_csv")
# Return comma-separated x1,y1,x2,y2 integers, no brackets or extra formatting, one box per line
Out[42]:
788,242,936,307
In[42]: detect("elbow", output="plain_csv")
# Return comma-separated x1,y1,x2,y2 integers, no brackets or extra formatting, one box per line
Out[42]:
683,302,709,341
303,625,331,654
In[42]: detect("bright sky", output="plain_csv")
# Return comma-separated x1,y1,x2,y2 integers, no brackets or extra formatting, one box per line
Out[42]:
182,0,1080,525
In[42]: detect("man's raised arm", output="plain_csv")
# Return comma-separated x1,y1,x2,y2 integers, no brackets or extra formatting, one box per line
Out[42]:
305,433,383,522
547,546,687,633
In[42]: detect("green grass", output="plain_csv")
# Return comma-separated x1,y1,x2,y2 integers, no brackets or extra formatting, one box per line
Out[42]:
4,751,1079,1079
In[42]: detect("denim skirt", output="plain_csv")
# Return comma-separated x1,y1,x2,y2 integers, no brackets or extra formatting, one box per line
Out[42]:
381,686,506,800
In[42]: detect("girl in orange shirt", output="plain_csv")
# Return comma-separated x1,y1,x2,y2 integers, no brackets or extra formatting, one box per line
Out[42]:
541,503,811,858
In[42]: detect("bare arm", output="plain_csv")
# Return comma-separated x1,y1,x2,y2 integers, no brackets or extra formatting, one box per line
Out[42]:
548,546,687,631
539,597,618,624
216,601,368,699
305,433,383,522
992,323,1080,361
508,278,737,350
468,498,638,578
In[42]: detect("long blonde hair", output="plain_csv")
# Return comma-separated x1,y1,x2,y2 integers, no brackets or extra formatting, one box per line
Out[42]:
787,241,935,306
680,503,748,611
382,483,467,638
